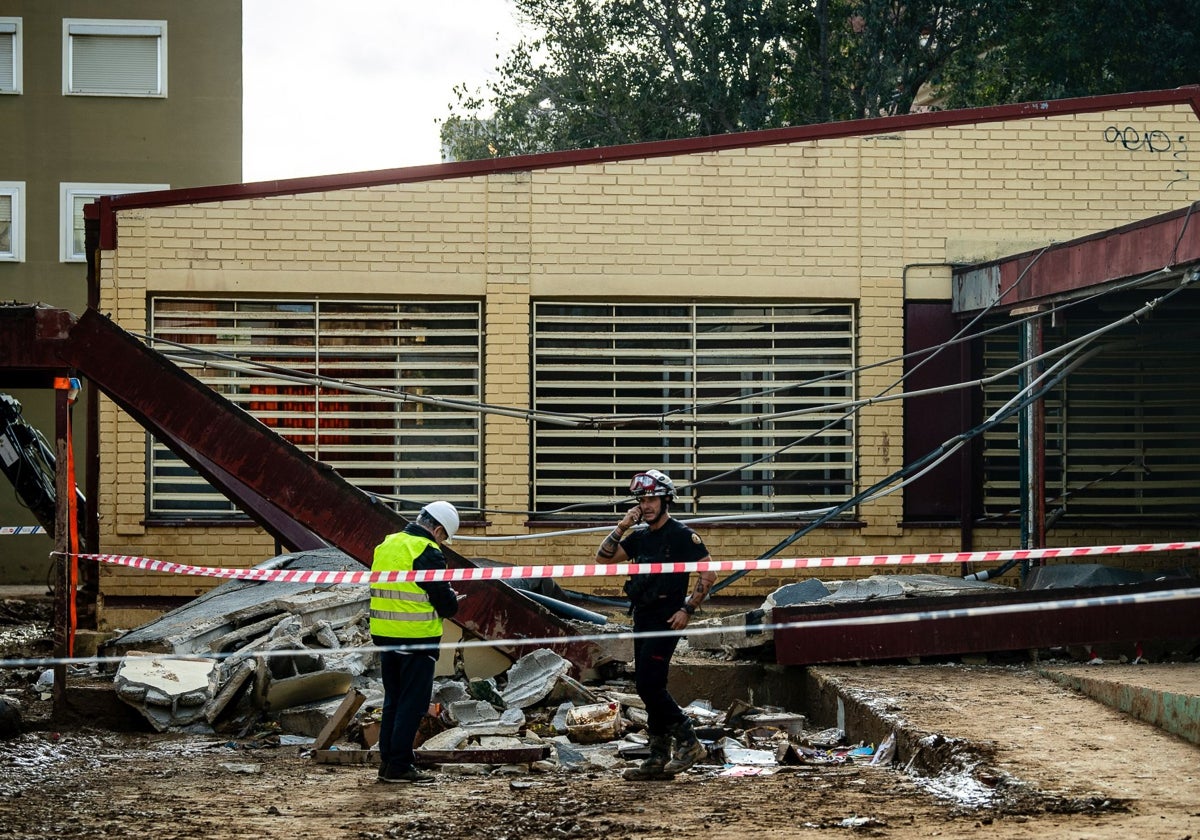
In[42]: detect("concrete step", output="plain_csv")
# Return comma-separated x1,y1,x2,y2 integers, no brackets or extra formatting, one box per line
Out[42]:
1039,663,1200,745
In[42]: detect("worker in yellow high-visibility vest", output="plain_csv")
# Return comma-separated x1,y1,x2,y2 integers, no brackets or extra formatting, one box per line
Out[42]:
371,501,461,784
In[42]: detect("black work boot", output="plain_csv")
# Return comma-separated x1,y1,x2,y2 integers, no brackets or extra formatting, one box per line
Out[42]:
664,719,706,774
623,733,676,781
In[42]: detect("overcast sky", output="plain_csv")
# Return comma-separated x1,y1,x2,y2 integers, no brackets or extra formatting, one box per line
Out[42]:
242,1,524,181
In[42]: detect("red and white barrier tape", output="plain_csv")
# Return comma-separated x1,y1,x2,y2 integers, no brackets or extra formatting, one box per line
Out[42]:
64,541,1200,585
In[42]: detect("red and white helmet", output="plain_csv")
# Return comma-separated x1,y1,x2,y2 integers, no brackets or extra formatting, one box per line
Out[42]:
629,469,676,501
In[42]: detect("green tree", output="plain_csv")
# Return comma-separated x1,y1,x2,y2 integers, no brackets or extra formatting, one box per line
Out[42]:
938,0,1200,108
445,0,1200,160
443,0,825,159
445,0,1013,159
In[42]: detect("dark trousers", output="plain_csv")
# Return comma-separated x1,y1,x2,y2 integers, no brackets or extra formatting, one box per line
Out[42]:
374,639,436,772
632,611,686,736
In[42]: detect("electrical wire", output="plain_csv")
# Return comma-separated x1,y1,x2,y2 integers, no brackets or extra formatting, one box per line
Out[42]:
126,263,1193,524
707,273,1197,593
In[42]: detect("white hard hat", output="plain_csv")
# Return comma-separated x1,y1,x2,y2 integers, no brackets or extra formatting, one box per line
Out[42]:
421,500,460,541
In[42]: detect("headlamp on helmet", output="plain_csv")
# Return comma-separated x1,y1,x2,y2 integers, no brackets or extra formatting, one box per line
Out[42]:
629,469,676,501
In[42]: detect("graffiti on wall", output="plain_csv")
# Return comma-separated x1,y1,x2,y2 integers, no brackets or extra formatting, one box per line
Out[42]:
1104,126,1191,188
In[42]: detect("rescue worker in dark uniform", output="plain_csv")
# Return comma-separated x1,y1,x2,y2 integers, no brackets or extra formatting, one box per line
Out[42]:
596,470,716,781
370,501,461,784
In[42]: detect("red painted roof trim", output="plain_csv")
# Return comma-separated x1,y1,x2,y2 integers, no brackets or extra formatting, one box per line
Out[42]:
98,86,1200,250
958,202,1200,309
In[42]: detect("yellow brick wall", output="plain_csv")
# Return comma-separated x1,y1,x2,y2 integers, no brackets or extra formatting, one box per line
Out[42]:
90,103,1200,622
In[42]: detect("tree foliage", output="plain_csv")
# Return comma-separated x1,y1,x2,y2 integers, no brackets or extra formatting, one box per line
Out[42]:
937,0,1200,108
441,0,1200,161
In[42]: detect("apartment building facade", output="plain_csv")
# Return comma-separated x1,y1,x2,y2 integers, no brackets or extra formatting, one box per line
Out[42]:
0,0,242,583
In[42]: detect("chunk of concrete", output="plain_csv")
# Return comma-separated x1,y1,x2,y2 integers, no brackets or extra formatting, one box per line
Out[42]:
421,726,471,751
264,669,353,714
312,689,366,750
114,654,220,732
203,658,257,724
448,699,501,727
500,649,572,709
461,707,525,736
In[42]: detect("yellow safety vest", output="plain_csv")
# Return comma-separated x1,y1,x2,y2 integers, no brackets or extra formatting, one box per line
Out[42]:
369,531,443,639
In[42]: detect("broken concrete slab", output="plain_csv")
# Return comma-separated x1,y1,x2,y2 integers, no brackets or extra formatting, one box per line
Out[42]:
432,679,471,708
312,689,366,750
109,549,368,657
1026,563,1191,590
422,726,471,751
687,609,773,652
203,658,257,724
764,578,832,607
462,708,525,736
314,748,381,766
114,654,220,731
108,549,514,681
265,670,354,719
500,649,572,709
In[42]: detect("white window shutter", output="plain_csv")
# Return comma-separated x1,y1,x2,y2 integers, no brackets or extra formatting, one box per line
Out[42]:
0,29,14,91
70,33,159,94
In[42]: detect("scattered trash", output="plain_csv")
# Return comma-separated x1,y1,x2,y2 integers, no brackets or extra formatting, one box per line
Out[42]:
565,702,621,744
715,737,777,767
871,732,897,766
719,765,778,777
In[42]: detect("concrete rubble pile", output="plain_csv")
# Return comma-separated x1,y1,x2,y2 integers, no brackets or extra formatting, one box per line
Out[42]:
96,547,889,777
307,643,890,778
103,549,516,733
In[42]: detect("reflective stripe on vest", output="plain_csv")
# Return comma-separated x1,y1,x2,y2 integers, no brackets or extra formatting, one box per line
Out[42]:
369,531,443,639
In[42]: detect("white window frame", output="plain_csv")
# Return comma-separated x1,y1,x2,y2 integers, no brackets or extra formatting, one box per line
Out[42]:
147,297,483,519
60,182,168,262
0,18,21,95
532,301,858,518
0,181,25,262
63,18,167,97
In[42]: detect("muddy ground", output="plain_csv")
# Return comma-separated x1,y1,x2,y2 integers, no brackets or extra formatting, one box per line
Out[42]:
2,592,1198,840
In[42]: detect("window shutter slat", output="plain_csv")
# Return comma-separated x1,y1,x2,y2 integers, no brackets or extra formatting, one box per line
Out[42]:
149,297,482,518
533,302,857,517
0,31,14,91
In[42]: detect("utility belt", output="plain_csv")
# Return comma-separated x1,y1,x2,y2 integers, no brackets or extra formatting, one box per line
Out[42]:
624,573,684,613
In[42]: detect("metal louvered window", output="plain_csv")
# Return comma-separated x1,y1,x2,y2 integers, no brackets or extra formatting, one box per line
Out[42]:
64,19,166,97
980,291,1200,522
148,298,481,518
0,19,20,94
533,302,856,517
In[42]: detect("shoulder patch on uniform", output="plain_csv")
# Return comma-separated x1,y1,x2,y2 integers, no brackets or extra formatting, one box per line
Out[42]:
691,533,702,544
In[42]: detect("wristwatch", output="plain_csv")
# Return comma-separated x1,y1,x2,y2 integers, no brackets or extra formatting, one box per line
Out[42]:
681,602,696,616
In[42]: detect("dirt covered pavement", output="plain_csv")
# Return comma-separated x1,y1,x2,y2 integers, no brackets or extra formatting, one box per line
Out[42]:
2,592,1199,839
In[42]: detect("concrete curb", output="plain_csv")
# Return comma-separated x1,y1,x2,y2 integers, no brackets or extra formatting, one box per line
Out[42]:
1040,665,1200,746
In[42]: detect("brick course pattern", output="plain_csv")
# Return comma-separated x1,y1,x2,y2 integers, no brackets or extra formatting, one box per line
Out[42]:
91,103,1200,621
